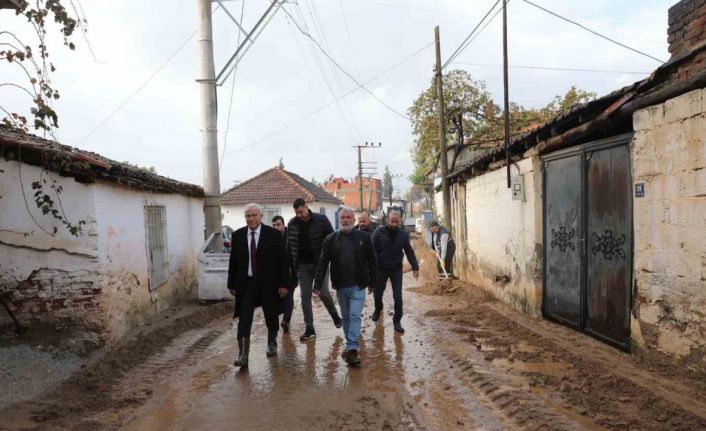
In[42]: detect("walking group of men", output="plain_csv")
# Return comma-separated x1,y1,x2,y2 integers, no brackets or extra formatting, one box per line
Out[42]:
226,198,422,368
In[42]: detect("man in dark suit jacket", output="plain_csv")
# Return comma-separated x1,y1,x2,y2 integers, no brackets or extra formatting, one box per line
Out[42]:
228,203,289,368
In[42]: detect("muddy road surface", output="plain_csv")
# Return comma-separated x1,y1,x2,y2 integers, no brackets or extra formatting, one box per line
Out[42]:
2,271,706,430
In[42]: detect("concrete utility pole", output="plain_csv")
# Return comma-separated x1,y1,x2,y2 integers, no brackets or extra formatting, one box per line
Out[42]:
502,0,511,189
434,26,452,233
196,0,222,249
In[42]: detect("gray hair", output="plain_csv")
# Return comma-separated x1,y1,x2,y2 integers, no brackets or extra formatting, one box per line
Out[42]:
339,206,356,217
356,210,370,217
244,203,263,214
388,210,402,218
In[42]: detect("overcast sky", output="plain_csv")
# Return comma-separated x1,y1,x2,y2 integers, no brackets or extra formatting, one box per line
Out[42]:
2,0,673,194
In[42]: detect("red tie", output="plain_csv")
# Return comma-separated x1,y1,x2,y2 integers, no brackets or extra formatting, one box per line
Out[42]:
250,231,257,276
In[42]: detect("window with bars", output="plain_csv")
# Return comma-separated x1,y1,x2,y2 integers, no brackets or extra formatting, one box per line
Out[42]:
144,205,169,290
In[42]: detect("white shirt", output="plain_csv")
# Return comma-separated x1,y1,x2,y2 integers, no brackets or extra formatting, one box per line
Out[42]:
247,224,261,277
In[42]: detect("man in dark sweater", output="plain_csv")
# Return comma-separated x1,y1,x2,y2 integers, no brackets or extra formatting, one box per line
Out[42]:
314,207,377,366
371,210,419,334
287,199,342,341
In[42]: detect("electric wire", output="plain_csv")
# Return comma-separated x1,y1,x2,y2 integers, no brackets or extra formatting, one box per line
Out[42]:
219,0,246,169
293,3,360,143
442,0,502,70
282,5,411,121
451,62,650,75
305,0,364,142
77,4,222,145
520,0,665,63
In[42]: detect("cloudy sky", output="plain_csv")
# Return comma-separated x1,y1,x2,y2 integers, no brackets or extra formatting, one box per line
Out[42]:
2,0,673,194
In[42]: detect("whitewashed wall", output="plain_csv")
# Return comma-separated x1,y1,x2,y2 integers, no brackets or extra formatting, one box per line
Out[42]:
454,157,544,316
0,160,204,342
92,183,204,341
222,202,340,232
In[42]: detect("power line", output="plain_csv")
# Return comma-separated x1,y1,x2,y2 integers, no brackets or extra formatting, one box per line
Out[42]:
442,0,502,70
282,5,411,121
520,0,665,64
292,3,360,143
77,5,222,145
451,62,650,75
210,41,434,165
220,0,246,169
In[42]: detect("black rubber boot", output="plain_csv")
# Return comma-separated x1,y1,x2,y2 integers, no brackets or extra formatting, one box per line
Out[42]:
266,330,277,357
234,337,250,367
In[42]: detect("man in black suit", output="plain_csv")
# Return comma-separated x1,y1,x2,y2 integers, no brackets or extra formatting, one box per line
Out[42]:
228,203,289,368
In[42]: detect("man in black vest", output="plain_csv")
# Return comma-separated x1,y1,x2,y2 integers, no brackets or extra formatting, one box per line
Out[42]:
430,220,455,278
272,215,297,333
228,203,289,368
287,198,342,342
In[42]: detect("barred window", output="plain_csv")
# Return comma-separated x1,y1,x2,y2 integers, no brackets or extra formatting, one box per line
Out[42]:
144,205,169,290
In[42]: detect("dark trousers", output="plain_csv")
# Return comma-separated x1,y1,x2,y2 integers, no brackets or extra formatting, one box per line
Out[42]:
373,268,404,322
282,286,295,323
437,241,456,276
237,279,279,339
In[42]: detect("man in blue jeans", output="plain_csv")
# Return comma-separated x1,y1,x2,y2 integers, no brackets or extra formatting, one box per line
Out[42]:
314,207,377,366
372,210,419,334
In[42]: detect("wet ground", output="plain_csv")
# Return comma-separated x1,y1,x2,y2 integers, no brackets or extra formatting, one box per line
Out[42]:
2,267,706,430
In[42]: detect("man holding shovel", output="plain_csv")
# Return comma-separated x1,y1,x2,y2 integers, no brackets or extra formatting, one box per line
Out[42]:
430,221,455,279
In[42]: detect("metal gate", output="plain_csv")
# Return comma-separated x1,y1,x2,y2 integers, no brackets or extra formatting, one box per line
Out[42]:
542,134,633,350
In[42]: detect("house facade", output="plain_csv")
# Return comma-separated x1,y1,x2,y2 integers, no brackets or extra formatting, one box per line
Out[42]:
0,128,204,343
323,176,381,213
221,166,342,230
438,0,706,374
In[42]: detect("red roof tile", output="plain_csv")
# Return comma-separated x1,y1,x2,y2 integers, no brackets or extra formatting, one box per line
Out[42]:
221,167,342,206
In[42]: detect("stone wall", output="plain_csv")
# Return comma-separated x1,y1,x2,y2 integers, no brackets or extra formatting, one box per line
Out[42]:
631,87,706,375
450,157,544,316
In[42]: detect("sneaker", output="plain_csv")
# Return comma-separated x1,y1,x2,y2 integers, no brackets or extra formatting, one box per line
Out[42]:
393,322,405,334
371,309,381,322
345,349,361,366
281,320,290,333
299,327,316,342
333,315,343,329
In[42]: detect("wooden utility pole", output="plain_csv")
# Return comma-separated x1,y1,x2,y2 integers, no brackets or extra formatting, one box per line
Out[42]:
434,26,452,233
502,0,511,188
196,0,222,249
353,142,381,211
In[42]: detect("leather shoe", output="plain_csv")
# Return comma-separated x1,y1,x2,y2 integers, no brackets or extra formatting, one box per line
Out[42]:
371,309,381,322
393,322,405,334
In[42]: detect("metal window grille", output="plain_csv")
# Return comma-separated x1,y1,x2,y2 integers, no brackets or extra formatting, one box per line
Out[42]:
144,205,169,290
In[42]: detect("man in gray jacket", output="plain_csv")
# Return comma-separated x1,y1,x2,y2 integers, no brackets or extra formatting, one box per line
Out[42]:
287,198,342,341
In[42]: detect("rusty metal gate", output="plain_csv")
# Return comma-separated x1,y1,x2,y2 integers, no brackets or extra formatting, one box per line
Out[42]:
542,133,633,350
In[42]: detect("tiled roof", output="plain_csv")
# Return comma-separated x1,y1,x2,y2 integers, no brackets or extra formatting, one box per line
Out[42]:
221,167,342,206
0,126,203,198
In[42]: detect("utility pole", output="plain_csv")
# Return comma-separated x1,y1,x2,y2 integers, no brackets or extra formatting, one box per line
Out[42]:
196,0,222,250
353,142,381,211
434,26,452,233
502,0,511,188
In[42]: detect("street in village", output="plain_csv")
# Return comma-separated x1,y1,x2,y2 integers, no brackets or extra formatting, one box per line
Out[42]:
1,244,705,431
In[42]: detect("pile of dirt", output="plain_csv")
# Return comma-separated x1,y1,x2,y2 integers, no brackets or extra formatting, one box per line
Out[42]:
0,300,232,428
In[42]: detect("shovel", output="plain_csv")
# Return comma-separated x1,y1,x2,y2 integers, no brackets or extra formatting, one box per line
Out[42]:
433,248,449,280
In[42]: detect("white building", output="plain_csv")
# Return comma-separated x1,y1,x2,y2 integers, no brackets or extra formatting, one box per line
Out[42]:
0,127,204,343
221,166,342,230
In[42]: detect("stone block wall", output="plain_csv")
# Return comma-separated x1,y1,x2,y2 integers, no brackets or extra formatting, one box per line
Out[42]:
632,87,706,375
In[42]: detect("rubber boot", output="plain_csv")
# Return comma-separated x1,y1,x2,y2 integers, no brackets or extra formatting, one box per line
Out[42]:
234,337,250,367
266,330,278,357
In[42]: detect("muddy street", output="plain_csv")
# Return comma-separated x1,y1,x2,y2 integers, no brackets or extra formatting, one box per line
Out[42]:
2,270,706,431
